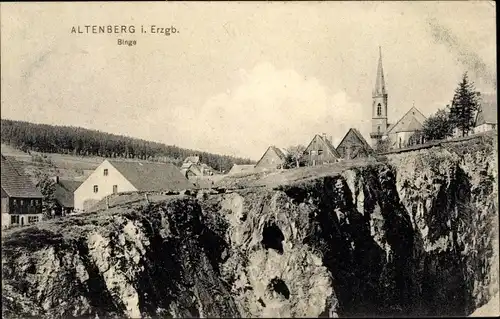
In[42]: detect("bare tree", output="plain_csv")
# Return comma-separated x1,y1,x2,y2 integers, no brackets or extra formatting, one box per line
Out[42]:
285,145,306,168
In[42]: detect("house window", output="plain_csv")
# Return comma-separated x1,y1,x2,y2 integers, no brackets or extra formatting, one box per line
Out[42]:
93,185,99,193
377,103,382,116
113,185,118,194
20,200,23,205
10,215,19,225
104,169,109,176
28,216,39,223
377,126,381,134
311,150,317,156
13,199,17,206
318,149,324,155
30,200,34,206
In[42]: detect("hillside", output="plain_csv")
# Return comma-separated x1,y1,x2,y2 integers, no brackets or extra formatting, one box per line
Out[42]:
1,119,254,173
2,131,497,318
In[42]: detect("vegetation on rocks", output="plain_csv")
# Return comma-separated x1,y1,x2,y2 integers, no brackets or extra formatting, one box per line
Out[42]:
1,133,497,318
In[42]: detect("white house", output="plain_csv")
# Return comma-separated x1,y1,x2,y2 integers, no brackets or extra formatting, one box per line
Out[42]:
474,93,497,133
74,160,193,211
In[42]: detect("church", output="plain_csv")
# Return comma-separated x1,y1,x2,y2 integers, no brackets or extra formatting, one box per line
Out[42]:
369,47,427,149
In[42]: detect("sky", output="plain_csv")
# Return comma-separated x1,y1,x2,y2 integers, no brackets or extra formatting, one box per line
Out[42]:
1,2,496,160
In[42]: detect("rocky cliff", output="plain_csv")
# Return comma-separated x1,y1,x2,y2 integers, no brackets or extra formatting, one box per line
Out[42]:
2,133,498,318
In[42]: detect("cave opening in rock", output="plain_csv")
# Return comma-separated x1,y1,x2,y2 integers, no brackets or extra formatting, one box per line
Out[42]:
269,277,290,300
261,222,285,254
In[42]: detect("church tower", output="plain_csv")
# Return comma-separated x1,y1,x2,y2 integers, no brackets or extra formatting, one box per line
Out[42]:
370,46,388,146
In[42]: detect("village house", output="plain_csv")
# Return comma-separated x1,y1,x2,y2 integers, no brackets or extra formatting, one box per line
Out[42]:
336,128,375,159
474,92,497,134
304,133,341,166
254,146,287,171
52,176,82,216
74,160,193,211
369,47,427,149
180,155,216,178
1,155,43,228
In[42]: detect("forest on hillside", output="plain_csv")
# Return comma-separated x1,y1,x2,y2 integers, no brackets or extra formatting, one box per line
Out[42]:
0,119,254,172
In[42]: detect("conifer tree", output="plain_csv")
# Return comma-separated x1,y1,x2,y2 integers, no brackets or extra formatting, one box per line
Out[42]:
449,72,481,137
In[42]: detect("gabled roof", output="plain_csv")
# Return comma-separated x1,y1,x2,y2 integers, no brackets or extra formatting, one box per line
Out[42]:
183,156,200,164
255,146,287,167
1,155,43,198
108,160,193,191
305,134,341,158
386,107,426,134
337,128,374,154
475,94,497,126
54,180,82,208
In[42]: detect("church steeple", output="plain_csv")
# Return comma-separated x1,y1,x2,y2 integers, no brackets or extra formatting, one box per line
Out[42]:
373,46,386,96
370,46,389,146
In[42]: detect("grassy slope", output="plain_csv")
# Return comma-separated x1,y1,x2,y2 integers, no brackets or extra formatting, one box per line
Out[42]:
1,143,186,182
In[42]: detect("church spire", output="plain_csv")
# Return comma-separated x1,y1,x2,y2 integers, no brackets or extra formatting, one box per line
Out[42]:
374,46,386,96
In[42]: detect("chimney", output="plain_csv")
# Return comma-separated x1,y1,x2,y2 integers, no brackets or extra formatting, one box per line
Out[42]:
329,135,333,143
322,132,327,140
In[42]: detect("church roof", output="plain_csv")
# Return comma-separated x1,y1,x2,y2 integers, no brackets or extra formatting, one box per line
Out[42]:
475,93,497,126
387,107,427,134
373,47,386,96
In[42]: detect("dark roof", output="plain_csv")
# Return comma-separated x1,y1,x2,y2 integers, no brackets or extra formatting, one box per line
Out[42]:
306,135,341,158
54,180,82,208
108,160,193,191
255,145,287,167
304,135,341,159
322,136,341,157
337,128,374,152
271,146,287,160
1,155,43,198
476,94,497,125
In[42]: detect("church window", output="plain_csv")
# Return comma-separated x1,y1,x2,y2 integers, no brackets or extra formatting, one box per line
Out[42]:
377,104,382,116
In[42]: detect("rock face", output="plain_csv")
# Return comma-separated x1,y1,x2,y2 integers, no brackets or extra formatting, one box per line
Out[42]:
2,134,498,318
